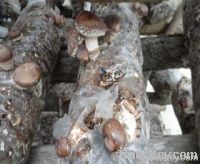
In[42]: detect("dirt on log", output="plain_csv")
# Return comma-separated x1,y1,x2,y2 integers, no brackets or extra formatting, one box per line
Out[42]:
0,2,65,163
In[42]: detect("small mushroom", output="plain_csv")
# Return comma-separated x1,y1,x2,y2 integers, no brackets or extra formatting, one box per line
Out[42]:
67,27,84,57
75,138,91,160
102,118,127,152
76,45,89,62
0,44,13,71
103,15,122,44
133,2,149,19
12,62,41,90
55,137,71,158
75,11,107,61
104,15,122,33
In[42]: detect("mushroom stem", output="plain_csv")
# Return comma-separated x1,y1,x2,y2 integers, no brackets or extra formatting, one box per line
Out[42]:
85,37,99,52
85,37,100,60
84,2,92,11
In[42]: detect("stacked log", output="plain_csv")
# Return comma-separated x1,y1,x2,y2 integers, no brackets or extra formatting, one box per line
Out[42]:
0,2,65,163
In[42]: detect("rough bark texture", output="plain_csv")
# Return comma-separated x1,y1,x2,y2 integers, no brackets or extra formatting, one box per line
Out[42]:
142,35,188,71
172,77,194,134
0,2,64,163
184,0,200,151
33,111,59,146
148,69,182,105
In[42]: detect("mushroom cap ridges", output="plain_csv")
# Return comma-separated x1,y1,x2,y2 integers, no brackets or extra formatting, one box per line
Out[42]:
13,62,41,88
0,44,12,62
102,118,127,151
67,27,80,56
104,15,122,33
55,137,71,158
75,11,107,38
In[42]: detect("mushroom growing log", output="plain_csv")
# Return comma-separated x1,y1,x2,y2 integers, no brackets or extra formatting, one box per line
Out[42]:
53,3,150,163
0,2,65,163
184,0,200,150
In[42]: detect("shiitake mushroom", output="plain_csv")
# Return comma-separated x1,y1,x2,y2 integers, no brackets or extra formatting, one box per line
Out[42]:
102,118,127,152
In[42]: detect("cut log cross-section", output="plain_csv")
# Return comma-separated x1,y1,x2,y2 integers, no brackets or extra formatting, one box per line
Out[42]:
0,2,65,163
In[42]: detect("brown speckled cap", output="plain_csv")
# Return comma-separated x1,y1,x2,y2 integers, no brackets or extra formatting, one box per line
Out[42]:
13,62,41,89
55,137,71,158
75,11,107,37
0,44,12,62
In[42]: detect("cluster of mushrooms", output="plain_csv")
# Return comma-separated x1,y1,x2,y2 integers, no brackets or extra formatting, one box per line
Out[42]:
67,10,122,62
54,88,142,160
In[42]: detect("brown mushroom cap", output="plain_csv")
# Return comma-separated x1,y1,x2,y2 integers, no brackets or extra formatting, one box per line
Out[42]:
55,137,71,158
75,11,107,37
76,45,89,62
0,44,12,62
13,62,41,89
104,15,122,33
102,118,127,152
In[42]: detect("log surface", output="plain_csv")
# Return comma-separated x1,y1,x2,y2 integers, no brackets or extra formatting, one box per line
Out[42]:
142,35,188,71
